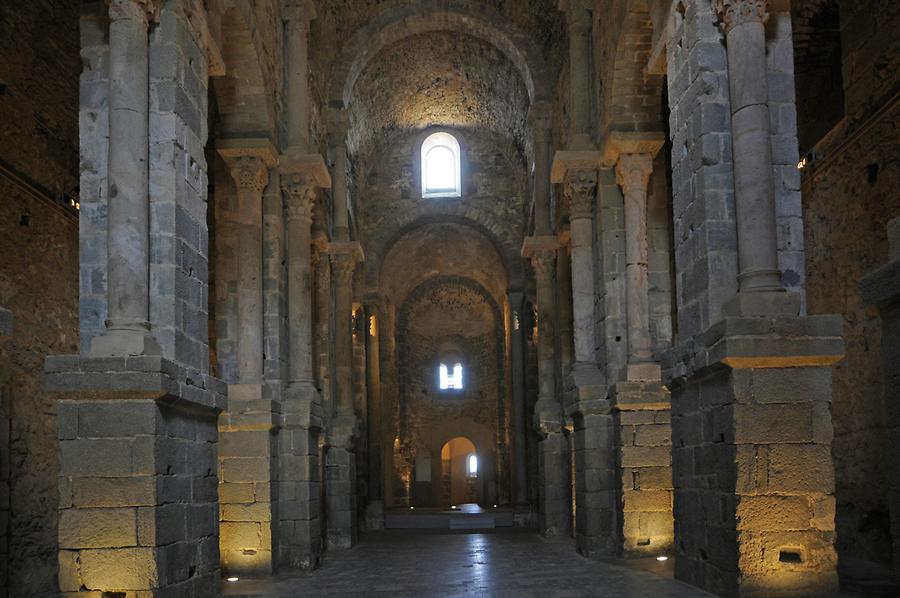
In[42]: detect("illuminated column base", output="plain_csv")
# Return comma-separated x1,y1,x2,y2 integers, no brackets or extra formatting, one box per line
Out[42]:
46,356,224,596
218,383,278,576
610,381,673,558
572,411,616,557
666,316,843,597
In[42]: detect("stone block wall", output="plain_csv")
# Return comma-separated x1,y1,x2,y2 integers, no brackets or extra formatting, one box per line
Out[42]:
612,383,673,558
666,0,739,340
56,396,220,595
149,1,213,375
0,1,81,593
669,317,842,598
798,0,900,566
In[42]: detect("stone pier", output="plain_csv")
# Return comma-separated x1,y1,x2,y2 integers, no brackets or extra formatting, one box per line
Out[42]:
217,141,279,576
860,217,900,578
0,308,11,596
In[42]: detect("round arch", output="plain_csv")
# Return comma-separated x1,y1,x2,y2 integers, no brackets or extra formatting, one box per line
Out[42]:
327,0,552,109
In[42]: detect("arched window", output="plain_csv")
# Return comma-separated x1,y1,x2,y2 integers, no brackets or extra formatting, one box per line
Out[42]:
421,132,461,198
439,362,463,390
467,454,478,477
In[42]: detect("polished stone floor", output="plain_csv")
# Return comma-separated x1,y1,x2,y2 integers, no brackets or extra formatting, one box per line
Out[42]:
222,529,713,597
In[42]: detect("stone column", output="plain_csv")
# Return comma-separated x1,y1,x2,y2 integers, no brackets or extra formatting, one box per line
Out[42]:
218,147,275,386
530,103,553,235
522,240,569,536
509,290,529,507
560,0,594,150
615,154,657,379
717,0,783,298
217,141,279,576
364,300,385,529
283,0,315,151
860,218,900,578
556,241,575,378
327,247,363,549
89,0,161,358
330,110,351,241
278,169,329,570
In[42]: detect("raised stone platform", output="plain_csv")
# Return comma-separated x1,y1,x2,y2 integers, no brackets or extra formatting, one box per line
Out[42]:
384,504,514,530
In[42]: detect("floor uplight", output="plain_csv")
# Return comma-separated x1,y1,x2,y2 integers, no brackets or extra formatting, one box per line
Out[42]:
227,576,240,582
656,556,668,562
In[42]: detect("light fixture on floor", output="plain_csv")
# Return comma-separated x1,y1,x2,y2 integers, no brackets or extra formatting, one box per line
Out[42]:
656,556,668,562
410,506,415,510
227,576,240,582
492,504,497,508
451,505,457,509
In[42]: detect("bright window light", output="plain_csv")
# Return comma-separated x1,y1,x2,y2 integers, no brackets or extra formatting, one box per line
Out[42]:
422,132,461,198
467,454,478,477
439,363,463,390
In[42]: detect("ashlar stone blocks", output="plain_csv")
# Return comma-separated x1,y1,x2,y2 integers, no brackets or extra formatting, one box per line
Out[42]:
667,316,842,598
46,355,225,597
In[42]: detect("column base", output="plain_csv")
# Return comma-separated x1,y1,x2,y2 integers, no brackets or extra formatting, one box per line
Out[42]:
610,380,673,559
664,315,843,598
45,355,225,596
722,290,801,318
364,499,385,531
277,426,323,571
621,362,661,382
219,383,279,577
89,328,162,358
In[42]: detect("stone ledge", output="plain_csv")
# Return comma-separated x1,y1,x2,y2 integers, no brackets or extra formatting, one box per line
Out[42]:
610,381,670,412
520,235,559,257
550,150,603,183
663,315,845,388
327,240,364,262
279,151,331,188
45,355,226,412
860,258,900,307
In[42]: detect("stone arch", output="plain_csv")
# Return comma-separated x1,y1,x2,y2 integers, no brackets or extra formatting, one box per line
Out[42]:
327,0,551,109
599,0,666,138
369,215,524,293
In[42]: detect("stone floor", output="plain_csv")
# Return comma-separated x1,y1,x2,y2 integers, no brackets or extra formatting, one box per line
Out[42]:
222,529,713,597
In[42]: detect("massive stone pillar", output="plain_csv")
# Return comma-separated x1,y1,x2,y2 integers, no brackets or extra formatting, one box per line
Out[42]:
611,152,673,557
216,142,279,576
560,168,616,557
861,218,900,578
522,240,569,536
88,0,160,358
276,1,332,570
48,2,225,595
662,3,843,595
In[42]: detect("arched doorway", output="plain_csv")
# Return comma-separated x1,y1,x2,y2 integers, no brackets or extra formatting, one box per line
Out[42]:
440,437,479,507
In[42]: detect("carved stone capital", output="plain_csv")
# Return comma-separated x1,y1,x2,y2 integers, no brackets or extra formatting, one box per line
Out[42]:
530,250,557,279
224,156,269,195
283,0,316,26
108,0,162,25
564,168,597,220
716,0,768,33
281,173,317,223
615,153,654,195
330,252,358,285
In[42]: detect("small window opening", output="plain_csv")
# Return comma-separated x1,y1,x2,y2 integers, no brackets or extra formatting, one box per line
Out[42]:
467,453,478,477
421,132,461,198
439,363,463,390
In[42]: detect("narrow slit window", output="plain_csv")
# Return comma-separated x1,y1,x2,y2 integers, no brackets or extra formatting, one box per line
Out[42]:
439,362,463,390
467,454,478,477
421,132,461,198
